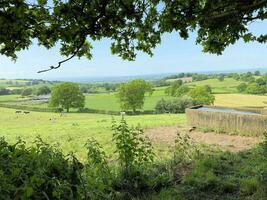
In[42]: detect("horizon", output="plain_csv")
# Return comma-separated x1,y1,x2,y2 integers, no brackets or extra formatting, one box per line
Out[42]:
0,67,265,83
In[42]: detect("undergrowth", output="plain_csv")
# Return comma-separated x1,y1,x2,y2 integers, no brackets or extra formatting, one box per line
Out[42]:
0,120,266,199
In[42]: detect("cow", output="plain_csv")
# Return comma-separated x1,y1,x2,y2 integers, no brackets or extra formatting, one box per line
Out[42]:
23,111,30,114
15,110,22,114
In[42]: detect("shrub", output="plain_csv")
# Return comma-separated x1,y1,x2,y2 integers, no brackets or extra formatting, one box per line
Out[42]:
165,80,183,96
0,137,83,199
217,75,224,81
0,87,10,95
36,86,51,95
175,85,190,97
83,139,115,199
21,88,33,96
155,96,197,114
246,83,266,94
112,118,155,198
237,83,247,93
173,132,200,165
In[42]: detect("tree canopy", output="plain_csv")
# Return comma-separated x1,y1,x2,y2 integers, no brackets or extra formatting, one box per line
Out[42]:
188,86,215,105
116,79,153,112
1,0,266,71
49,82,85,112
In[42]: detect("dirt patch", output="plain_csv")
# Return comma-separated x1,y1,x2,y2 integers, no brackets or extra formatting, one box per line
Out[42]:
145,126,262,152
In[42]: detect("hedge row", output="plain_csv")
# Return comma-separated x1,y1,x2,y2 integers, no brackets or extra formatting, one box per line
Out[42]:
0,103,56,112
0,103,156,115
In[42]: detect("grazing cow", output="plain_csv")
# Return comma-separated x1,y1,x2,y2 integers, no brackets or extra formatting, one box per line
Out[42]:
23,111,30,114
15,110,22,113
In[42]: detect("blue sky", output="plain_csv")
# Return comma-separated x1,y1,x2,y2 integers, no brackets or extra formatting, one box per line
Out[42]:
0,21,266,79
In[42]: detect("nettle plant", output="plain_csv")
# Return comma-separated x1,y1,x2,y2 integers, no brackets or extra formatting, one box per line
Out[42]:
111,118,155,197
174,131,201,165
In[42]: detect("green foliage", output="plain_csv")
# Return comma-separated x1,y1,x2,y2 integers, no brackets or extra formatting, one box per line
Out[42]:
175,85,190,97
116,79,153,113
83,139,114,199
21,88,33,97
203,85,212,93
217,75,224,82
2,1,266,62
173,132,200,165
49,82,85,112
192,74,209,81
0,137,83,199
240,73,255,82
237,83,247,93
0,87,10,95
245,83,266,94
165,80,183,96
155,96,197,114
112,118,155,197
188,86,215,105
181,148,267,200
36,86,51,96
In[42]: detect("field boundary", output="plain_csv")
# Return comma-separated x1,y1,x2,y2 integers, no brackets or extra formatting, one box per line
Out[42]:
0,103,156,115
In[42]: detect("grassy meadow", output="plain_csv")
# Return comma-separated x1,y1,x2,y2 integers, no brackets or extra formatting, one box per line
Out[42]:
187,78,244,93
0,107,185,161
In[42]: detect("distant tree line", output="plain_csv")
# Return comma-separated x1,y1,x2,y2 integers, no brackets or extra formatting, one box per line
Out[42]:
237,76,267,95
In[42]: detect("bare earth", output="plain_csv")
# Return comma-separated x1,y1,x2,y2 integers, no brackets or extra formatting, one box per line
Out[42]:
145,126,262,152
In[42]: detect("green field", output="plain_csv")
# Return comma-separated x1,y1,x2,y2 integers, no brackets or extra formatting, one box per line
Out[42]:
0,94,21,102
187,78,244,93
0,107,185,161
85,88,174,111
1,90,266,113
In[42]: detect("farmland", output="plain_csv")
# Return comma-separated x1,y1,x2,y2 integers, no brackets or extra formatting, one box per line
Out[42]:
1,77,267,112
0,107,185,161
0,75,266,200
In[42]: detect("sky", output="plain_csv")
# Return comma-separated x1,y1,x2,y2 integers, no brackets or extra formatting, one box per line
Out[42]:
0,20,266,80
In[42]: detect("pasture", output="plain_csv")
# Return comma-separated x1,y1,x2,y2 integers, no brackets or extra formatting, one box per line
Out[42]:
187,78,244,93
0,107,185,161
1,91,266,113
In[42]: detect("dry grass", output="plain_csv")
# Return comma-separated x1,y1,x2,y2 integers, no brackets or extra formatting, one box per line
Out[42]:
214,93,267,107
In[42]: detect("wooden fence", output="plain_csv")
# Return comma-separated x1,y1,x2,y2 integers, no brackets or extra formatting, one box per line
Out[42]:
186,106,267,136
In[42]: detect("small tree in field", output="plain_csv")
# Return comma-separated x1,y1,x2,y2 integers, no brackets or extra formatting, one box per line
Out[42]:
116,79,153,113
49,83,85,112
188,86,215,105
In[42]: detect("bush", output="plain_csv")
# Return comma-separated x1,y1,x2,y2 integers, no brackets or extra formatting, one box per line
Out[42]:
237,83,247,93
0,87,10,95
0,137,84,199
36,86,51,95
175,85,190,97
246,83,266,94
21,88,33,96
112,118,155,198
155,96,197,114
